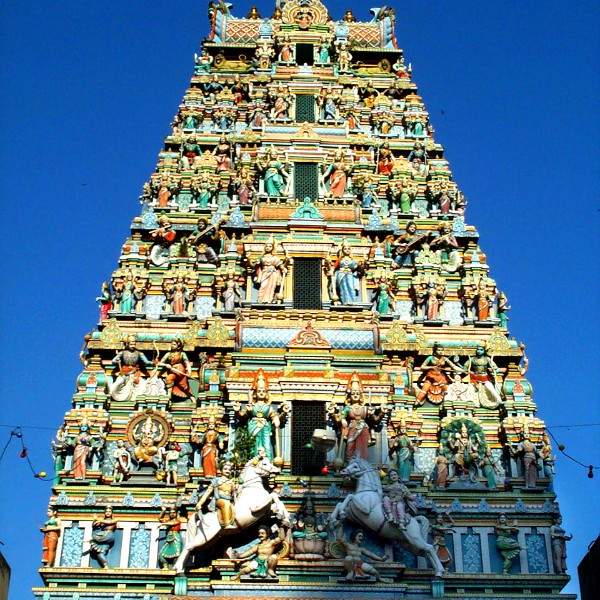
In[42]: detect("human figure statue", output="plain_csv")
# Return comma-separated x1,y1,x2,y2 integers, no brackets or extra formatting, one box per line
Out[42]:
51,425,69,485
393,221,426,267
431,513,455,571
494,514,523,575
372,275,395,315
463,345,503,409
194,48,213,73
72,419,105,480
382,469,416,530
327,239,366,306
40,508,61,567
539,433,556,491
449,423,481,480
190,171,218,208
480,447,501,490
433,447,450,489
232,525,286,579
317,38,330,63
163,274,193,315
257,146,289,196
213,134,232,172
278,35,294,62
114,269,146,313
152,338,195,402
197,461,238,529
291,496,328,560
158,506,185,570
429,221,461,271
407,141,427,173
388,423,419,481
90,506,118,569
234,165,256,205
112,439,131,484
338,529,388,582
188,217,221,265
96,282,112,321
109,335,153,402
475,278,495,321
221,273,243,311
180,133,202,171
444,372,478,407
377,142,395,175
269,82,292,120
233,370,289,461
328,373,387,462
497,291,511,327
414,343,461,405
322,149,353,198
160,442,182,486
509,428,540,489
253,236,289,304
193,416,226,477
132,416,165,468
550,515,572,574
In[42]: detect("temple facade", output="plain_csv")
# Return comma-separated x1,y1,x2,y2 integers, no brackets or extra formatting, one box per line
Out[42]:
35,2,575,599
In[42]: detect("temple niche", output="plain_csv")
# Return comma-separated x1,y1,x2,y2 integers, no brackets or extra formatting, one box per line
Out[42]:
37,1,571,599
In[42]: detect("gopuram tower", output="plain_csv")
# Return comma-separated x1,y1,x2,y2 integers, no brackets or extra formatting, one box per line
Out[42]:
35,2,574,599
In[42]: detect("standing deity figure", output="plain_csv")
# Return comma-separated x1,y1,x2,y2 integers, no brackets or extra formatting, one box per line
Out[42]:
112,439,132,483
463,345,503,409
494,514,523,575
321,149,353,198
96,282,113,321
326,239,366,306
337,42,353,72
480,447,501,490
180,133,202,171
449,423,481,480
192,416,226,478
328,373,387,462
253,236,289,304
407,141,428,174
197,461,238,529
163,274,193,315
90,506,118,569
413,343,460,406
509,427,540,488
159,442,182,486
257,146,289,197
475,277,496,321
221,272,243,311
431,513,456,571
213,134,233,172
72,418,105,480
232,525,286,580
234,165,256,205
278,35,294,62
372,273,395,315
432,447,450,489
190,171,218,208
550,515,572,574
388,421,419,481
270,82,292,120
233,369,289,461
497,291,511,327
317,38,331,63
109,335,153,401
377,142,395,174
40,508,61,567
158,506,185,569
382,469,416,529
152,338,195,402
338,530,388,582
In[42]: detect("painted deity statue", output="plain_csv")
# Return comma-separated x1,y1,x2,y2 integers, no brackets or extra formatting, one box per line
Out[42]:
257,146,289,197
495,514,522,575
388,422,419,481
509,427,540,488
328,373,387,462
393,221,426,267
253,236,289,304
40,508,61,567
191,416,226,478
233,370,289,461
327,239,365,305
322,149,353,198
382,469,416,529
338,529,388,582
72,418,105,480
431,513,456,571
463,345,503,409
96,282,112,321
232,525,286,580
90,506,118,569
550,515,572,574
112,439,131,483
152,338,195,402
197,461,238,529
414,343,461,406
158,506,185,569
109,335,153,402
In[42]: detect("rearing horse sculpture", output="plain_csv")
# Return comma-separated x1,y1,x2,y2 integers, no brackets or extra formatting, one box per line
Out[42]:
329,456,444,576
175,454,290,573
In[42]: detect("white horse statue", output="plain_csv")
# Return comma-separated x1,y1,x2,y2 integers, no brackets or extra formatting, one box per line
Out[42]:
330,456,444,576
175,454,290,573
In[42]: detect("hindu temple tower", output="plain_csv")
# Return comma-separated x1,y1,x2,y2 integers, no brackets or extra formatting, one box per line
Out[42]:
35,1,575,599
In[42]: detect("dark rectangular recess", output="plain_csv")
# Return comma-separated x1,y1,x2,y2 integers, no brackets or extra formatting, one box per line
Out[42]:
293,258,322,310
296,44,314,66
291,400,326,475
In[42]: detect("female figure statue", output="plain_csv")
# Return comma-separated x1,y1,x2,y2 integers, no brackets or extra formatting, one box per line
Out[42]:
158,506,185,570
550,515,572,574
221,273,243,311
234,166,255,205
495,514,522,575
414,343,460,406
322,149,352,198
213,134,232,172
257,147,289,197
253,236,288,304
96,282,112,321
388,423,418,481
328,239,364,305
431,513,455,571
270,82,292,120
40,508,61,567
153,338,195,402
90,506,118,569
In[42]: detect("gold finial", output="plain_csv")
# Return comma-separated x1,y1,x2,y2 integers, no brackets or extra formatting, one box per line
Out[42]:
342,10,356,23
246,6,261,19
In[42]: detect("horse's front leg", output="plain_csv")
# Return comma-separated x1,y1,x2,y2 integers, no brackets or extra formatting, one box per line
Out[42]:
269,492,290,525
329,494,352,527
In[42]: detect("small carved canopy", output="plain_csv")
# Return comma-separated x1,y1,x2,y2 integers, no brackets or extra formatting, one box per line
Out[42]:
281,0,329,26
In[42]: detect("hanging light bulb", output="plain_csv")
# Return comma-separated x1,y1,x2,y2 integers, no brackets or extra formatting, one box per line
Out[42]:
321,466,329,475
20,447,28,458
588,465,594,479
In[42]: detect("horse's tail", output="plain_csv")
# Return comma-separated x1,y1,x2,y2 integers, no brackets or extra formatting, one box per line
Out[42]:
185,512,199,548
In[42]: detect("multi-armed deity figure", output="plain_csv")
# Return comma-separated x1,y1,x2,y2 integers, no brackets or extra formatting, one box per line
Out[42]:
328,373,387,463
233,369,290,461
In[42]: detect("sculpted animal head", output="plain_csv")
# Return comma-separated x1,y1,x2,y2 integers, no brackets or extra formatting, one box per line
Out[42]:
339,455,373,479
246,449,280,478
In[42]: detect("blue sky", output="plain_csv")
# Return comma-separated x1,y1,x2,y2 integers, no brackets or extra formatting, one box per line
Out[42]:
0,1,598,598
